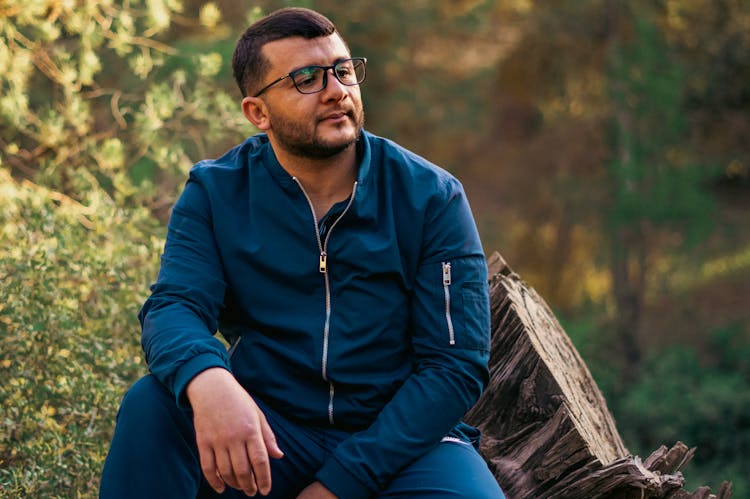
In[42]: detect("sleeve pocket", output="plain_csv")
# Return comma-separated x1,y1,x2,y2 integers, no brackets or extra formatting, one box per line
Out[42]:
459,281,491,351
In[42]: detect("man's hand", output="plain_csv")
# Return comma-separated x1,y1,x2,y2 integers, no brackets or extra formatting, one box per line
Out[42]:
296,481,337,499
187,367,284,496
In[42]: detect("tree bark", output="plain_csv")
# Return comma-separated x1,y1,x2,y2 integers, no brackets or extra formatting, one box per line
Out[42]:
467,252,732,499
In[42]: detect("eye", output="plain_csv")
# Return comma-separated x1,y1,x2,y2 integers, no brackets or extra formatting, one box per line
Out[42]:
292,67,322,89
335,62,355,82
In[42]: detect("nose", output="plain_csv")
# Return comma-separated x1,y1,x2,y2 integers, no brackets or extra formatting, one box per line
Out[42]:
320,68,348,101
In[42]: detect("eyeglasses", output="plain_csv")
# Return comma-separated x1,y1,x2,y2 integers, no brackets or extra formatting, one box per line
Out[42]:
253,57,367,98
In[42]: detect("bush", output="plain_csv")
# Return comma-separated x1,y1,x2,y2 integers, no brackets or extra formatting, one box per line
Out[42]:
0,2,254,493
615,327,750,497
0,168,162,497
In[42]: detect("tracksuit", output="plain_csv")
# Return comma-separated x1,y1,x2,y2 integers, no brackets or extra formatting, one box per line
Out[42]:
100,130,504,498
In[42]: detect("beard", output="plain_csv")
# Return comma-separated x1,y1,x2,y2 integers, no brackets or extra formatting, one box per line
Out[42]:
267,104,365,160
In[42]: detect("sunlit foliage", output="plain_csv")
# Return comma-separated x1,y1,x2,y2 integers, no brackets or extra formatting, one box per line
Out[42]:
0,0,250,211
0,0,256,495
0,168,160,496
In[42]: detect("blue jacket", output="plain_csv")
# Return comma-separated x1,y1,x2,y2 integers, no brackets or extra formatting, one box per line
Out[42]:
139,130,491,498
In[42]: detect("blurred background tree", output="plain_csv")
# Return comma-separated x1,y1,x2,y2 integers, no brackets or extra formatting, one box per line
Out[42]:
1,0,748,496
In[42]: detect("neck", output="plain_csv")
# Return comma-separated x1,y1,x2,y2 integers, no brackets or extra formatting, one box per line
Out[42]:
272,141,358,218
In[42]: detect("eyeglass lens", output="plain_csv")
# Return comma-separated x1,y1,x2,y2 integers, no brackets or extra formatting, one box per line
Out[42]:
291,59,365,94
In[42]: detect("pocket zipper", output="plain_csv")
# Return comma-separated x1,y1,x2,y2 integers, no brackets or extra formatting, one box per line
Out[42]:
442,262,456,346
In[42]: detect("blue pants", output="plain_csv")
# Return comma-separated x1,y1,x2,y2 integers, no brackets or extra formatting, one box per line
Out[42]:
100,375,504,498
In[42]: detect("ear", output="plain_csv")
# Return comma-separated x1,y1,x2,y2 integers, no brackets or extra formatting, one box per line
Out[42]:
241,96,271,130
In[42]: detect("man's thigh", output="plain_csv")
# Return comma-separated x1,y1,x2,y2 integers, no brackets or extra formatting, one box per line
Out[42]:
379,441,505,498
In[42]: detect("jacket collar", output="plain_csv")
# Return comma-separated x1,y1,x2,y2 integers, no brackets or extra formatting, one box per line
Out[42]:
256,130,374,198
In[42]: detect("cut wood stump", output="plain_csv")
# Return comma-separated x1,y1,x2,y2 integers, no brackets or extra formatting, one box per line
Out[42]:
467,252,733,499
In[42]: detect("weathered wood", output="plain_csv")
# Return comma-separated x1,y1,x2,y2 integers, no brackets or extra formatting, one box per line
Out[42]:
468,252,732,498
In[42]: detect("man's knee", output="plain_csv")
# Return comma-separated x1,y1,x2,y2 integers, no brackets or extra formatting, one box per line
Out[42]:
436,443,504,498
106,374,196,465
381,442,504,498
116,375,182,430
102,375,202,497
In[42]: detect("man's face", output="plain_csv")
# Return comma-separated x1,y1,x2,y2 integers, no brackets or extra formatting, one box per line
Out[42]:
258,34,364,159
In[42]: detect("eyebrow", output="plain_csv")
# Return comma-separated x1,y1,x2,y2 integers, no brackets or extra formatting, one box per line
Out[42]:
288,56,351,74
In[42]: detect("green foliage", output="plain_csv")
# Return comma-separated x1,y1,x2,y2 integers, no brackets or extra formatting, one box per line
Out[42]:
0,0,250,209
0,0,257,495
0,168,162,497
613,326,750,497
607,15,714,242
565,299,750,495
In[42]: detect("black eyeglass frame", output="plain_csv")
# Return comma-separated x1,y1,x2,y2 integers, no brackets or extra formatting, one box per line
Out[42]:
252,57,367,98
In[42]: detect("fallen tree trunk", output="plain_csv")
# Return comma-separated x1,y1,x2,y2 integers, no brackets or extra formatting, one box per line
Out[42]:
467,252,732,499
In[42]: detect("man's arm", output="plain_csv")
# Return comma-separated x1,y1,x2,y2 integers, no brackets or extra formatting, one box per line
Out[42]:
139,175,230,403
141,172,282,495
314,178,491,498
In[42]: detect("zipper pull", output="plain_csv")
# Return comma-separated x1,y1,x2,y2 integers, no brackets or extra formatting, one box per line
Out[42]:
319,252,327,273
442,262,451,285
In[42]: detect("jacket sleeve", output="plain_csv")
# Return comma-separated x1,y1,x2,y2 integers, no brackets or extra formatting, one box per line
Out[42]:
315,177,491,498
139,172,230,406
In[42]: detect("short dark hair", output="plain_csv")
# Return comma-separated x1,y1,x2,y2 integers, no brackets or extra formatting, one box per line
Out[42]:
232,8,338,97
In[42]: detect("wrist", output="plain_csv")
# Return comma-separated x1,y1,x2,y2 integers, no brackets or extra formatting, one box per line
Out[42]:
185,366,234,405
173,354,229,409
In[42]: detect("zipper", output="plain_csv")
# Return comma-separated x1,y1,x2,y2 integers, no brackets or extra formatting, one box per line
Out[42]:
442,262,455,345
293,178,358,425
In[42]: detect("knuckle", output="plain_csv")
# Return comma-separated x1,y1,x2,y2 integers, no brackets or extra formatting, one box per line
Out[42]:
250,452,269,466
229,423,258,441
234,465,253,480
217,463,233,477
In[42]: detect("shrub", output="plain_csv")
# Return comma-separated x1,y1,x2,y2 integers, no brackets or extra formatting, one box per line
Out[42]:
616,328,750,497
0,1,255,494
0,168,162,497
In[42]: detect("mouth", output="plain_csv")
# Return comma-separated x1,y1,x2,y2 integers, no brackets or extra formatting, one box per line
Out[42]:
319,109,353,123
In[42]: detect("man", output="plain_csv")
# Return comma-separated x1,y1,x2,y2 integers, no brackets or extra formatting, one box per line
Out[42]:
100,7,504,499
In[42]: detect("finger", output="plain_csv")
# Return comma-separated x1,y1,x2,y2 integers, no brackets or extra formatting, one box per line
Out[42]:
246,433,272,496
216,449,241,491
229,443,258,496
258,410,284,459
198,447,225,493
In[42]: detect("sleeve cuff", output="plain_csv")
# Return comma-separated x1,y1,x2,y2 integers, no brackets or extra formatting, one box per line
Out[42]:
316,457,375,499
172,352,230,409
